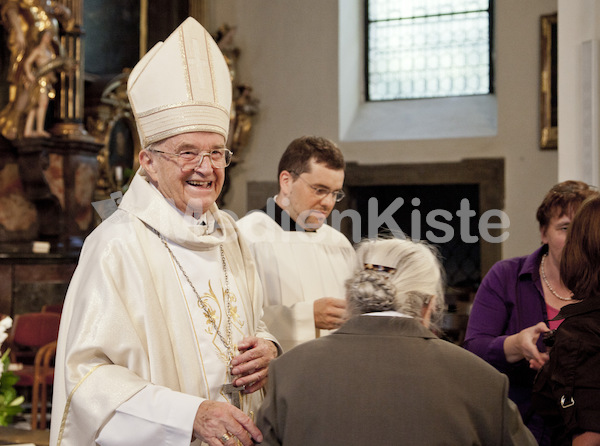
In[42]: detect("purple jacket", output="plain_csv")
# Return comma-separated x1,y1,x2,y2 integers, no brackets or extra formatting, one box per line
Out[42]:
464,245,551,444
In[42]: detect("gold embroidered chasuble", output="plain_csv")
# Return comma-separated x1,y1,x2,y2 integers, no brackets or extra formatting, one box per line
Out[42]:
50,170,276,445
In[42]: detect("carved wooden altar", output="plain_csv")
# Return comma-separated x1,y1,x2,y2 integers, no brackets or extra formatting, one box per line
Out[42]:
0,0,101,316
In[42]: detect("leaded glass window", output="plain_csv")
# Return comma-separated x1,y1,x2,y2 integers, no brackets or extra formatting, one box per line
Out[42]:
367,0,493,101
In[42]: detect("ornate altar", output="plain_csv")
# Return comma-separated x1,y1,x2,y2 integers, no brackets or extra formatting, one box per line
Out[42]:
85,71,139,201
214,23,259,205
0,0,101,317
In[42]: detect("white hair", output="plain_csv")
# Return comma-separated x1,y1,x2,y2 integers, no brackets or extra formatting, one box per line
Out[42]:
346,238,445,327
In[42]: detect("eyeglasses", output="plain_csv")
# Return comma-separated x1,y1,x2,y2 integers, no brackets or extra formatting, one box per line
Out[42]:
291,172,345,202
150,147,233,170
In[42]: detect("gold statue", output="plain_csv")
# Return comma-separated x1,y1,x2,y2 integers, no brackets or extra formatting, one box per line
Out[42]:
215,23,239,82
230,83,259,158
22,29,57,137
0,0,74,140
213,24,259,159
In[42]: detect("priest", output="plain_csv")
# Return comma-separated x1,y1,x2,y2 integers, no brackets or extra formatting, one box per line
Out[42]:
237,136,357,352
50,18,279,446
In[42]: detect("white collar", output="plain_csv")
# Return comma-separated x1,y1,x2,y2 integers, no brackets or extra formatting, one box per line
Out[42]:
119,170,230,249
148,182,216,234
362,310,412,318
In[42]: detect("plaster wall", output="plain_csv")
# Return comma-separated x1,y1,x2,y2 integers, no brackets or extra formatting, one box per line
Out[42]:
558,0,600,185
210,0,559,260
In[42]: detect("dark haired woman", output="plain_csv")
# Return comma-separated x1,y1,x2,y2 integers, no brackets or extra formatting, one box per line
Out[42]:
464,180,599,445
534,195,600,446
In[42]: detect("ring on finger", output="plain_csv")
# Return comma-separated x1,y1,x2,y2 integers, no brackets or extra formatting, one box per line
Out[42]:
219,432,231,444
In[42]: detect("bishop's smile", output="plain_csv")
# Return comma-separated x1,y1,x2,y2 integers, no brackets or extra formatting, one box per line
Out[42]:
187,179,213,188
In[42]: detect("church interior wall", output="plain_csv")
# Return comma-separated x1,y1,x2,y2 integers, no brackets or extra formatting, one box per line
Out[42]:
557,0,600,185
0,0,578,314
210,0,560,260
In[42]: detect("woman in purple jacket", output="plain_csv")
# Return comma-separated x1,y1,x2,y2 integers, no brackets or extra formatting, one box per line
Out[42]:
463,180,598,445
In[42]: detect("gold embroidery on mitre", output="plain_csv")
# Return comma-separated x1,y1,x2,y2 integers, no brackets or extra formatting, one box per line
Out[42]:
136,100,229,118
204,29,218,103
179,26,192,100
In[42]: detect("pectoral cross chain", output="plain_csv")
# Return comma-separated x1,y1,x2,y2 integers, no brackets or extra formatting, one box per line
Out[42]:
222,382,244,409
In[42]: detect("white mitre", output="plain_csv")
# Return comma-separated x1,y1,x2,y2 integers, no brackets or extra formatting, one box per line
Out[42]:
127,17,232,148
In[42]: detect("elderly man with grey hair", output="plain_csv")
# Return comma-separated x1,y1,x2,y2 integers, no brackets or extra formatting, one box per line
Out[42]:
51,18,278,446
256,238,537,446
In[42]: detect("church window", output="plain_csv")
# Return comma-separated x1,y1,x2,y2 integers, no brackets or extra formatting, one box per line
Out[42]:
366,0,493,101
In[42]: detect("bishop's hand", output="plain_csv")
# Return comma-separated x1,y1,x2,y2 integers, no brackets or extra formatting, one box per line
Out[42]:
193,400,262,446
230,336,278,393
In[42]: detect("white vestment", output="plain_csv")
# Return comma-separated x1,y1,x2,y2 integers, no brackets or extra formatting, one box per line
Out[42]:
237,206,357,352
50,171,277,446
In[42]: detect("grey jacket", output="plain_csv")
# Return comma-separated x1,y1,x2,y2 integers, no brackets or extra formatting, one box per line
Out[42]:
257,315,536,446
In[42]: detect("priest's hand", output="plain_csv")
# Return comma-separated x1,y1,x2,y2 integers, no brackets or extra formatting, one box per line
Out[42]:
231,336,278,393
314,297,347,330
193,400,262,446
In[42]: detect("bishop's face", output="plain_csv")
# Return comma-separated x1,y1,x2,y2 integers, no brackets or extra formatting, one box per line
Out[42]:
140,131,226,216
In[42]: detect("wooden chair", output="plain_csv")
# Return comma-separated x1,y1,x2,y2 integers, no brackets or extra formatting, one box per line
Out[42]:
32,340,57,430
6,312,61,429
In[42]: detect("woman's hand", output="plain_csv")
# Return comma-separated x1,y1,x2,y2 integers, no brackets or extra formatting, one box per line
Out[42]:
503,322,551,370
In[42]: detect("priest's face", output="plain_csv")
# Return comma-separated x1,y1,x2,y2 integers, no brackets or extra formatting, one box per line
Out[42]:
140,131,226,216
279,159,345,230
